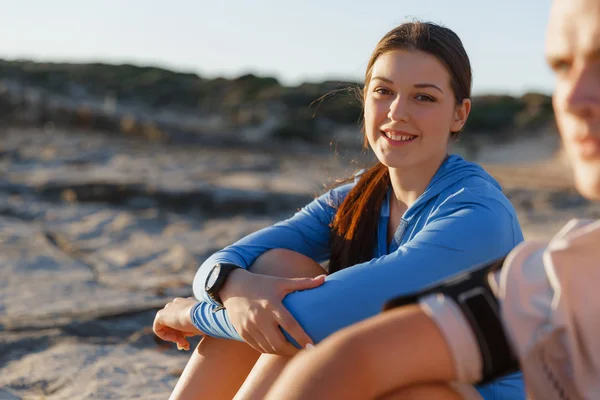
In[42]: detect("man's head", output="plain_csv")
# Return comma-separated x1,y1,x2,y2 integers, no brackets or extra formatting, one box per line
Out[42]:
547,0,600,200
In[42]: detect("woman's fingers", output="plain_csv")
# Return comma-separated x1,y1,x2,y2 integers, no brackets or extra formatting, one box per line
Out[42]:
248,328,272,354
239,325,270,354
154,324,189,349
176,340,190,351
175,335,190,351
152,313,169,339
273,306,313,349
153,324,174,342
240,334,263,353
272,276,321,348
261,321,299,356
232,309,265,353
278,275,326,296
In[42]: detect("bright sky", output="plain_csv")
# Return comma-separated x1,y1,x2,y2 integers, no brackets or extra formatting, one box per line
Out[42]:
0,0,554,95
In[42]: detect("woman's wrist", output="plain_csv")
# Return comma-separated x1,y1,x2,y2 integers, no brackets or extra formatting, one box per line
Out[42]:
220,268,251,303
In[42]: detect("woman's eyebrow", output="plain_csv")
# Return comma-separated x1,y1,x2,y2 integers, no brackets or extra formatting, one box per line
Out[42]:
414,83,443,93
370,77,444,94
370,76,393,84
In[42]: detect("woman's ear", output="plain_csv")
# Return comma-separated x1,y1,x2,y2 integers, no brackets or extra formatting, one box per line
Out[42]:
451,98,471,133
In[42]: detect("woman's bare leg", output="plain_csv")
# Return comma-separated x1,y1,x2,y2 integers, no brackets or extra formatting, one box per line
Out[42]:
170,337,260,400
170,249,325,400
233,354,292,400
231,250,326,399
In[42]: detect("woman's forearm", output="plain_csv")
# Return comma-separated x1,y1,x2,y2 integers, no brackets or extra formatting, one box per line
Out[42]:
190,250,327,342
191,188,341,304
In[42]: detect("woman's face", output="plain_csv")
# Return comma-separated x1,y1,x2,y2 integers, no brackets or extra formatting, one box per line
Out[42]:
364,49,470,170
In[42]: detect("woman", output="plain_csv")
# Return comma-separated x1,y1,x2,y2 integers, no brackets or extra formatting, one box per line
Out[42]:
153,21,525,399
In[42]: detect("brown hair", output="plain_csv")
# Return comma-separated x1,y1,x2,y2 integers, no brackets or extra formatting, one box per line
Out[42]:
328,21,473,273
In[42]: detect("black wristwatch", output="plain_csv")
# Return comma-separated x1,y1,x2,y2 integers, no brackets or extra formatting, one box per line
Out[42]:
205,263,242,305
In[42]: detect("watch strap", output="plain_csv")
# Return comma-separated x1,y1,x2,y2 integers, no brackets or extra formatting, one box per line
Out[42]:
206,263,242,306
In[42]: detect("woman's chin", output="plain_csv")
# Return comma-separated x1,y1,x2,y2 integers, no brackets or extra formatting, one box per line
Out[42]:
375,155,415,169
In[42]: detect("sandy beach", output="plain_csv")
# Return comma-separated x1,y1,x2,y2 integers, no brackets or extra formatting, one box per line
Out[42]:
1,127,598,400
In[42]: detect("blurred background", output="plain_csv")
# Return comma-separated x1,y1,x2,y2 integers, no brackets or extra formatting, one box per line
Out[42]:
1,1,599,399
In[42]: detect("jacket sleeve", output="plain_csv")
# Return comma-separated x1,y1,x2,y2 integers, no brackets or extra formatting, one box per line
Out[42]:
191,188,520,343
192,184,351,305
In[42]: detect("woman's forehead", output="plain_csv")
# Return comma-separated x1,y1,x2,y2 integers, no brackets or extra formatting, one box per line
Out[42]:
371,50,450,88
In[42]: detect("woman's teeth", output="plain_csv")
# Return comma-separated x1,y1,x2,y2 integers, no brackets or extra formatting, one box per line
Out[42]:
383,131,416,141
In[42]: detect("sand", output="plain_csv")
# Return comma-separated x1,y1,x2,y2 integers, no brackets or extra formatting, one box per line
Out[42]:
0,128,598,399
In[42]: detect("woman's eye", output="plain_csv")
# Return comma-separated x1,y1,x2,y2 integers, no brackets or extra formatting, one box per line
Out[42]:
415,94,435,102
374,87,392,95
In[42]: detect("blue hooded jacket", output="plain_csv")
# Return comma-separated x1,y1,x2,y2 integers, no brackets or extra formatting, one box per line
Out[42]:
191,154,525,399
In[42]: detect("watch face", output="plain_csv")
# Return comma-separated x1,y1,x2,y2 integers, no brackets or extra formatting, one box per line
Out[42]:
206,265,221,290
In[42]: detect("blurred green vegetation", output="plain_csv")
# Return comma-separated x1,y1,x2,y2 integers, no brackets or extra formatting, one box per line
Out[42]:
0,60,555,144
465,93,554,135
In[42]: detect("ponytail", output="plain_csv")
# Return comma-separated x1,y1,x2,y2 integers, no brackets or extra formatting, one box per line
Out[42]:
329,163,390,273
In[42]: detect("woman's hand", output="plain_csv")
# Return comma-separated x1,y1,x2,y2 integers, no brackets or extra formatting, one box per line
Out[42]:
153,297,203,351
221,269,326,356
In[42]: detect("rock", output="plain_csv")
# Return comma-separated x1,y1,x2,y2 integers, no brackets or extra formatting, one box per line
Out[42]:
4,127,596,399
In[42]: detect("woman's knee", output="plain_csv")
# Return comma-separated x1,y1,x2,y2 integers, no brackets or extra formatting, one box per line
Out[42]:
249,248,325,278
196,335,259,359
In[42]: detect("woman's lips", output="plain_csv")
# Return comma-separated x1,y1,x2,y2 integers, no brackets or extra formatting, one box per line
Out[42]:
381,130,417,146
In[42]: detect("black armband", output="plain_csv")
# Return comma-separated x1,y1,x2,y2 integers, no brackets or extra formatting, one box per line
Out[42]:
383,257,520,384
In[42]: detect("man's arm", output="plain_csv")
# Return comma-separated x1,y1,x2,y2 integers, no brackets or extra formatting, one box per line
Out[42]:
266,305,458,400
